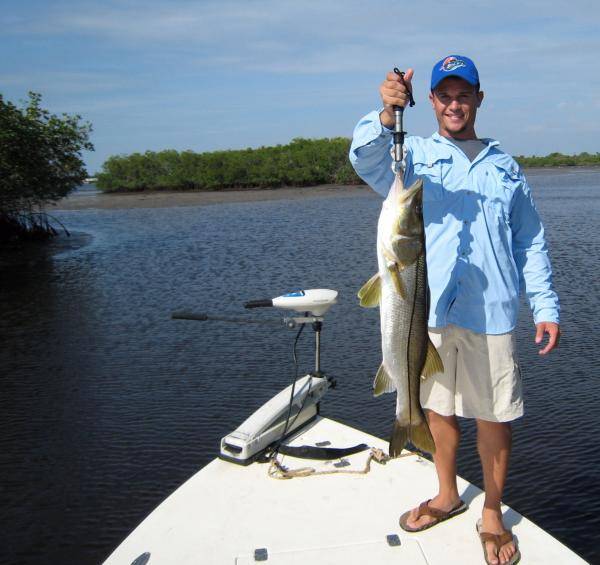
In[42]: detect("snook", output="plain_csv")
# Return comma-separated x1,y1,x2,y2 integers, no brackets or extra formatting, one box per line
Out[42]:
358,175,443,456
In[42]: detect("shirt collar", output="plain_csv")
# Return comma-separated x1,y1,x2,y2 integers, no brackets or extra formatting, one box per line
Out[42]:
431,131,500,149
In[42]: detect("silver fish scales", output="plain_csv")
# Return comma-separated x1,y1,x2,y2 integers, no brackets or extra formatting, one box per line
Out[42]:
358,174,443,456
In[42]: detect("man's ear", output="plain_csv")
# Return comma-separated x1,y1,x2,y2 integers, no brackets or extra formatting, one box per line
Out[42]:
429,91,435,108
477,91,484,108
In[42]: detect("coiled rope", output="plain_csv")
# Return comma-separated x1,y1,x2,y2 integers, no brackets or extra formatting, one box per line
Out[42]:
267,447,417,480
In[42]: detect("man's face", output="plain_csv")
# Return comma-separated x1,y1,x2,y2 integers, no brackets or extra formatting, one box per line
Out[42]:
429,77,484,139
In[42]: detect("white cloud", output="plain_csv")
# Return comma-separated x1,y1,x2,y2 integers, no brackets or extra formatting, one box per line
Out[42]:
4,0,600,170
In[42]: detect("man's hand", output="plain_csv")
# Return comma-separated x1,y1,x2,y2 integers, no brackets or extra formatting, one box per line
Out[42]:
379,68,414,129
535,322,560,355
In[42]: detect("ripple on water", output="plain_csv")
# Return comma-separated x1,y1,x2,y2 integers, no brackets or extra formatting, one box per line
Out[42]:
1,175,600,563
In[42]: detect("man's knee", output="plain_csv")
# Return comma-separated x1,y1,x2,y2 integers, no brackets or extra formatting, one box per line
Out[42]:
476,419,512,433
426,409,459,427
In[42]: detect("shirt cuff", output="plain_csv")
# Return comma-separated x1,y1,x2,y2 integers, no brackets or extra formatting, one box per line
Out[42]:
533,308,560,325
377,108,394,133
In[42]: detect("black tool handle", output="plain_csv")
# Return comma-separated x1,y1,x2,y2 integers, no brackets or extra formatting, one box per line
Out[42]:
244,299,274,309
393,67,415,107
171,311,281,326
172,311,209,321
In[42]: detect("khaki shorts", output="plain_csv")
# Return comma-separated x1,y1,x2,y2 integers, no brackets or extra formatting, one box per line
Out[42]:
420,324,523,422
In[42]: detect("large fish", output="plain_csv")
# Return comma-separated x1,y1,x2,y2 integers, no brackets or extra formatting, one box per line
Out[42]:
358,174,443,457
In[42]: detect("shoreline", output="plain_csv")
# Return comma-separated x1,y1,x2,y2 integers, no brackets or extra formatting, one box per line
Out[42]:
52,184,373,211
52,165,599,212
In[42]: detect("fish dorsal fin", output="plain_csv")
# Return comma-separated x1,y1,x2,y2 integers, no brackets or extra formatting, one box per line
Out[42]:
422,339,444,379
373,363,395,396
357,273,381,308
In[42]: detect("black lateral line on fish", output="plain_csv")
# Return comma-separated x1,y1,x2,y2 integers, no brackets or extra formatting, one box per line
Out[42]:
406,260,420,434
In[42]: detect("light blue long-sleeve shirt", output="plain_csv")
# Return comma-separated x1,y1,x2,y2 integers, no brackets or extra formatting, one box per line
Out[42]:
349,110,560,335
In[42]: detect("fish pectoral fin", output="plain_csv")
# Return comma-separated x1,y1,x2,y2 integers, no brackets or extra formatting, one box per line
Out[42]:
410,420,436,455
373,363,395,397
388,265,406,299
421,338,444,379
357,273,381,308
391,235,422,267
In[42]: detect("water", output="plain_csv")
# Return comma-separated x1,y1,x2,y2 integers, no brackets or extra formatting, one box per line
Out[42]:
1,169,599,564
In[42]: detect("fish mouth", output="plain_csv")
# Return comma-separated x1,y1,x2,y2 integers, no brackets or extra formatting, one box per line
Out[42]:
398,178,423,201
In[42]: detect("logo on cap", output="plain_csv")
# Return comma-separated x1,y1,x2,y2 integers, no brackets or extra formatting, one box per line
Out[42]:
440,57,466,72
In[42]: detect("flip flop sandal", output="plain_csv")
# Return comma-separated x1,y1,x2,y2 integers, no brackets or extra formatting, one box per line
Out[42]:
399,499,468,532
476,518,521,565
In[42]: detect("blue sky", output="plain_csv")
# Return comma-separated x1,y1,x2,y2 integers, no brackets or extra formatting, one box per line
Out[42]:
2,0,599,173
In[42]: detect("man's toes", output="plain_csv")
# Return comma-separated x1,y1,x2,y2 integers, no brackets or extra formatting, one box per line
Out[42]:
499,543,514,564
405,509,418,528
485,542,499,565
407,508,426,529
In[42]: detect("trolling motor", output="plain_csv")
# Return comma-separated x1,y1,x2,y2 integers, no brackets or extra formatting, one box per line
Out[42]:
392,67,415,174
245,289,337,377
172,289,338,465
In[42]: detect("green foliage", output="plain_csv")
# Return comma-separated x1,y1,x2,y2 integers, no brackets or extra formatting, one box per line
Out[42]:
0,92,93,241
96,137,363,192
97,138,600,194
515,152,600,168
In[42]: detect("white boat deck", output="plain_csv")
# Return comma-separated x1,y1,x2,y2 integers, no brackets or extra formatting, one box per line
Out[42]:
105,416,585,564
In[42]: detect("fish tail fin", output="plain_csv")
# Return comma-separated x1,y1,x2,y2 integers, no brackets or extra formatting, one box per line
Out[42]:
389,420,409,458
389,419,437,458
357,273,381,307
410,419,436,455
421,338,444,379
373,363,395,397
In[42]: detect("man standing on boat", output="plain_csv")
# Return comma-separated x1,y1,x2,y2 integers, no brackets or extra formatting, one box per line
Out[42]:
349,55,560,565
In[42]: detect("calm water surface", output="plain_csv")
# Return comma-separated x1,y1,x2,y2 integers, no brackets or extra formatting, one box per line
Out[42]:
1,169,599,564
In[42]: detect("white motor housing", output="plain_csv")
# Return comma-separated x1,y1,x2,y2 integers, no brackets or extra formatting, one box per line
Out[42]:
219,375,329,465
272,289,338,316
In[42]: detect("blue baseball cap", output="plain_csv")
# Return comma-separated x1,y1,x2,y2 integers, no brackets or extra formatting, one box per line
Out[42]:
431,55,479,90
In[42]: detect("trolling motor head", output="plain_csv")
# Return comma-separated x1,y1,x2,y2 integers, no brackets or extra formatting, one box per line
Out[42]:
245,289,338,317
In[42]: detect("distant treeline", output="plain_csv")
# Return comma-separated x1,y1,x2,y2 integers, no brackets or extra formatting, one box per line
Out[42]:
515,152,600,168
96,139,600,193
96,138,361,192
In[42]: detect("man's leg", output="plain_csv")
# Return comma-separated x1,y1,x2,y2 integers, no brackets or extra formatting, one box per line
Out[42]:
477,419,517,565
404,410,462,529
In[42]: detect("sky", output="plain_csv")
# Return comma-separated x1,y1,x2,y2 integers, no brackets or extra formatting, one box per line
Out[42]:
2,0,600,174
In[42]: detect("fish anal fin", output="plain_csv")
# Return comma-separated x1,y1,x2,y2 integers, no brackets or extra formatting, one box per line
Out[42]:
410,420,436,455
389,420,409,458
357,273,381,308
373,363,395,397
422,338,444,379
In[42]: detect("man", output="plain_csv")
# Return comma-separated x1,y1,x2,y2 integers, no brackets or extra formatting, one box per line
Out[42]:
349,55,560,565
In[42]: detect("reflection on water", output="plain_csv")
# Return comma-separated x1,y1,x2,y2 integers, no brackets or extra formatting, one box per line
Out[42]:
1,169,599,564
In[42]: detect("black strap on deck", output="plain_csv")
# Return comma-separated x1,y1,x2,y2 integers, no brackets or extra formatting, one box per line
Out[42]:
276,443,370,460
